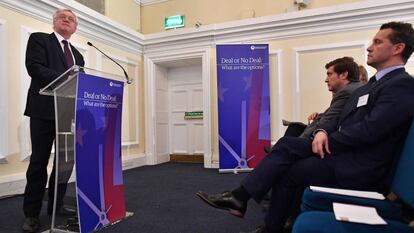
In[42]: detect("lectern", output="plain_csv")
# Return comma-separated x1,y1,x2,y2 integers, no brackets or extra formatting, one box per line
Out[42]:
40,66,132,233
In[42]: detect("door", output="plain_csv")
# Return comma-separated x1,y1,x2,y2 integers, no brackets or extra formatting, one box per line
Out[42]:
169,65,204,155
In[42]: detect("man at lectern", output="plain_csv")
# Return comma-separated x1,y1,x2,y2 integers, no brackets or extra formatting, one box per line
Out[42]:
22,8,84,233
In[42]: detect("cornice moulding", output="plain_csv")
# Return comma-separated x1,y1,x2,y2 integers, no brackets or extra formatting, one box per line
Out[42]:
143,0,414,52
0,0,144,53
1,0,414,55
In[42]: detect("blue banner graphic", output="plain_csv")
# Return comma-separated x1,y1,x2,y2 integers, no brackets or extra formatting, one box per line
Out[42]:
216,44,270,172
75,73,126,233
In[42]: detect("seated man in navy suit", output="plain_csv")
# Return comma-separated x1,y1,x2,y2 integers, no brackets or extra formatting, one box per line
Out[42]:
196,21,414,233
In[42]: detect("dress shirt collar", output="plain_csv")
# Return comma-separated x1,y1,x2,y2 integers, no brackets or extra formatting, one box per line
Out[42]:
375,65,404,81
54,32,71,49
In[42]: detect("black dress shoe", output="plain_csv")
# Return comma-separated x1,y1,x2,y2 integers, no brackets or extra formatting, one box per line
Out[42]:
65,217,80,232
240,225,269,233
196,191,247,218
47,205,77,216
22,217,40,233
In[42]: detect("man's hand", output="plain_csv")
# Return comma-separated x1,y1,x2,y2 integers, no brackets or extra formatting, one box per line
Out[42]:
307,112,319,124
312,131,331,159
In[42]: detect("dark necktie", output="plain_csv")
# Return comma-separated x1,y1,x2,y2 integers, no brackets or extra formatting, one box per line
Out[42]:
368,76,377,83
62,40,74,68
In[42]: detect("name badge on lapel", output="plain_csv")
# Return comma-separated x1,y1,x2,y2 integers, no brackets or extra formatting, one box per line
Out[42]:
357,94,369,107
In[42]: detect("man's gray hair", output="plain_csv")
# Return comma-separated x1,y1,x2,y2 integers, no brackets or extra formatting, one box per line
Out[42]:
53,9,78,25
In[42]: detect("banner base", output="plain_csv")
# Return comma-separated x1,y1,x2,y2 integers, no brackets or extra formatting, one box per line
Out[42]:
45,211,134,233
219,168,253,174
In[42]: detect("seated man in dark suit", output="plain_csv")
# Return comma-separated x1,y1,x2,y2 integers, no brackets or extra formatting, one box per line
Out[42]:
295,62,368,138
196,21,414,233
274,57,363,143
262,56,363,216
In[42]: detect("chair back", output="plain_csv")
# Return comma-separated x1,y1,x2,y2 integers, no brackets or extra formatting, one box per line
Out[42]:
391,118,414,208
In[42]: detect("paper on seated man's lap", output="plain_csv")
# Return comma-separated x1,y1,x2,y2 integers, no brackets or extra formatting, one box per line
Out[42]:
333,202,387,225
310,186,385,200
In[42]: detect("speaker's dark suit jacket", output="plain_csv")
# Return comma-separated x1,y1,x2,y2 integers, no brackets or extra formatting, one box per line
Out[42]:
321,68,414,189
23,32,84,217
24,32,85,120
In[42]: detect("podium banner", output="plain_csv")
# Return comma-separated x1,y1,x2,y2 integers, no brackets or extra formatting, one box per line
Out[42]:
217,44,271,172
75,73,126,233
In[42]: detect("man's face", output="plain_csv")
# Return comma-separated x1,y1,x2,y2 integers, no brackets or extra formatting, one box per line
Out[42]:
367,28,398,70
325,66,347,93
53,11,77,39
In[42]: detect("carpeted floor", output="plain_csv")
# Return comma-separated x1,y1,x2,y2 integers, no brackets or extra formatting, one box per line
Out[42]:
0,162,265,233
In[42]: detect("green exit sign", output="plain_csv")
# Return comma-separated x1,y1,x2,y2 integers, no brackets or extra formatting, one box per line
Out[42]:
164,15,185,29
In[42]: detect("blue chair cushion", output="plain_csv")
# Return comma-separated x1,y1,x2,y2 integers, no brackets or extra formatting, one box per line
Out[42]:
292,211,414,233
391,119,414,208
301,187,403,220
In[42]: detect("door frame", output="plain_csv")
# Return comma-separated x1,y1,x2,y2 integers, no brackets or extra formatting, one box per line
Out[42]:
144,48,213,167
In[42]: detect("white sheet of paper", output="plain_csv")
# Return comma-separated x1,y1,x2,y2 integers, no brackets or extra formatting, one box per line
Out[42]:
309,186,385,200
333,202,387,225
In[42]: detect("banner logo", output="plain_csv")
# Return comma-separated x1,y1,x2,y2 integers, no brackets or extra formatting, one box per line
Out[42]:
109,81,122,88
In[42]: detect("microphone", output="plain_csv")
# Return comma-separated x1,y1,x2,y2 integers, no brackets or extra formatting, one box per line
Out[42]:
87,41,133,84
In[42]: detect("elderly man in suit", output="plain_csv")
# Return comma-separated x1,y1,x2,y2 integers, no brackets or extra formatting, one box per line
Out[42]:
197,21,414,233
22,9,85,233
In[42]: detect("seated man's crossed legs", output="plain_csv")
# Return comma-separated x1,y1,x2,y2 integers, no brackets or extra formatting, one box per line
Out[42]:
197,137,339,233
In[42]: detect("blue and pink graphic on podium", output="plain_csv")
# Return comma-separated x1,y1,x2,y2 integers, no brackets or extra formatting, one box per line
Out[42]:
75,73,126,233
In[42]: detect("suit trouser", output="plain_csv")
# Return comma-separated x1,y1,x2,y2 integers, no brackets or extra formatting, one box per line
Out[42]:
23,118,70,217
284,123,307,138
242,137,339,233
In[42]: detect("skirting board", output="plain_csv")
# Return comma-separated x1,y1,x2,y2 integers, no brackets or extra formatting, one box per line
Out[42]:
0,153,146,198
